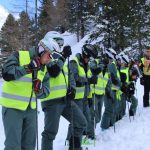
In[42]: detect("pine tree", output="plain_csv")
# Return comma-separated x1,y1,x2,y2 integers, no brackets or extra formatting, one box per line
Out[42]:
18,11,33,50
128,0,150,53
1,14,20,52
90,0,150,53
67,0,97,41
38,0,56,40
56,0,69,33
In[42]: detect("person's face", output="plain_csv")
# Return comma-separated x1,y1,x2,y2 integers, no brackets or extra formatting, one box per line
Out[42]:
131,75,137,80
40,50,52,64
146,50,150,58
83,57,89,64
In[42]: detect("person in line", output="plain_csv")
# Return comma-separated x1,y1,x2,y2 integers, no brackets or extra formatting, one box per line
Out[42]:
0,37,56,150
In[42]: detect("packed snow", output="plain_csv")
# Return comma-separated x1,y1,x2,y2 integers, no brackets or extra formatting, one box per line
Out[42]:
0,33,150,150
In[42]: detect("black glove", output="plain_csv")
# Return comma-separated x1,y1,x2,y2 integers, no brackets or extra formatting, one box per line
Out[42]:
121,83,128,93
76,77,88,87
47,64,61,77
88,75,98,84
33,79,42,93
26,57,42,72
67,87,76,100
127,82,135,96
91,67,102,75
140,77,144,85
110,73,118,85
62,45,72,59
120,72,127,83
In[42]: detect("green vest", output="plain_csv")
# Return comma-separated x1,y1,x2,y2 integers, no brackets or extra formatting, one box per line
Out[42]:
41,64,68,102
74,57,86,100
0,51,47,110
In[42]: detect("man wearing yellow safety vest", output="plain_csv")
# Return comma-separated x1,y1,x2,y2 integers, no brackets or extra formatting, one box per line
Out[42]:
101,48,122,130
40,31,87,150
88,55,109,138
140,48,150,107
119,54,138,117
66,44,98,144
0,37,56,150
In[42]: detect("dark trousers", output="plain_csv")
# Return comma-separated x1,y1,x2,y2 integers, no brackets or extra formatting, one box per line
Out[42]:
2,106,36,150
41,99,87,150
143,75,150,107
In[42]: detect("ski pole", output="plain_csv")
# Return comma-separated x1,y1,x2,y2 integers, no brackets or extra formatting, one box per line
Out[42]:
93,84,96,147
127,99,131,122
34,0,39,149
113,102,116,133
135,81,140,117
67,56,74,150
32,70,39,150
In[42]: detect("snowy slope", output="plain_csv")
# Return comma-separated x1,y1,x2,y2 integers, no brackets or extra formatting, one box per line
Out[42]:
0,33,150,150
1,78,150,150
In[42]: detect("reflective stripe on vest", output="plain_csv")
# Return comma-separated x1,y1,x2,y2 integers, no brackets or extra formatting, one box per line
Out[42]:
0,51,46,110
92,73,108,95
2,92,36,102
41,65,68,102
74,57,85,99
15,77,32,82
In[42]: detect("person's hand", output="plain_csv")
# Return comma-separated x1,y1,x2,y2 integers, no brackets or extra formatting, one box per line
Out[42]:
88,75,98,84
62,45,72,58
121,83,128,93
47,64,61,77
140,77,144,85
127,82,135,96
91,67,102,75
33,79,42,93
67,87,76,100
28,57,42,71
110,73,118,85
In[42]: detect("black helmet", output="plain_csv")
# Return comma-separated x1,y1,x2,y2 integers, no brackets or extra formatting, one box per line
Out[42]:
82,44,98,59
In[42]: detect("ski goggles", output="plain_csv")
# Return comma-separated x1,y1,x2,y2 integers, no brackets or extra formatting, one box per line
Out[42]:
53,37,64,47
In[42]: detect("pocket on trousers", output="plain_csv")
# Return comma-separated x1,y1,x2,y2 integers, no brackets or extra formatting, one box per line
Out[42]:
2,107,8,120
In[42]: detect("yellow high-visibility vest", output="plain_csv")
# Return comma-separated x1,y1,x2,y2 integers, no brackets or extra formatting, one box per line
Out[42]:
0,51,47,110
120,67,129,83
141,57,150,75
74,57,87,100
41,64,68,102
111,61,121,101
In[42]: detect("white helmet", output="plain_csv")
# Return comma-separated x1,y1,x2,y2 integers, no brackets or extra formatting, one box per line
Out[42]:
44,31,64,48
120,54,129,64
38,38,60,56
105,48,117,59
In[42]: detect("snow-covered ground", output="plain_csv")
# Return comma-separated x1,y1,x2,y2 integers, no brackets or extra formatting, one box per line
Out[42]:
1,78,150,150
0,33,150,150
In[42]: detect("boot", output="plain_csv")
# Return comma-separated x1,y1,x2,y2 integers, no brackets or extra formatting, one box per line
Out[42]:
129,109,134,116
69,136,82,150
143,96,150,107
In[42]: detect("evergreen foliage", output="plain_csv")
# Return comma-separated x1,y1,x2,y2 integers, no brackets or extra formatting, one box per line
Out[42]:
0,0,149,54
